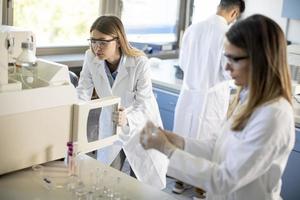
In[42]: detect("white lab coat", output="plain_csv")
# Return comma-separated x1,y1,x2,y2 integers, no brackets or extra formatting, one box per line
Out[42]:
77,49,168,189
173,15,231,140
168,97,295,200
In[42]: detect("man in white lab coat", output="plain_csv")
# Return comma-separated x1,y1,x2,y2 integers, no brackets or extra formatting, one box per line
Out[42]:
172,0,245,197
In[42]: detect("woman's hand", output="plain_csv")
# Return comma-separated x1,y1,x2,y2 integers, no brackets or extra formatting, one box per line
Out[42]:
164,130,185,150
113,107,128,127
140,121,177,157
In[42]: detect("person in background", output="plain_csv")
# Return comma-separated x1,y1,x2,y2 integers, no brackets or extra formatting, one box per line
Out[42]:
173,0,245,197
141,14,295,200
76,15,168,189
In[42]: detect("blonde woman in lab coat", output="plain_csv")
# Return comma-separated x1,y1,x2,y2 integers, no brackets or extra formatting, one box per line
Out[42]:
140,14,295,199
77,16,168,189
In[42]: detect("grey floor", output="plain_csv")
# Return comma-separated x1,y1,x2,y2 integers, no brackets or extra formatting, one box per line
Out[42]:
121,159,195,200
164,177,195,200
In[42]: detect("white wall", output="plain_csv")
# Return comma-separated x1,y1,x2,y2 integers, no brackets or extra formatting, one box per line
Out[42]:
243,0,300,44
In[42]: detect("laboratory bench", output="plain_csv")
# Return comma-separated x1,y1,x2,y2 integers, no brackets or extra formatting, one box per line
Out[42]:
150,59,182,94
0,154,175,200
149,59,181,131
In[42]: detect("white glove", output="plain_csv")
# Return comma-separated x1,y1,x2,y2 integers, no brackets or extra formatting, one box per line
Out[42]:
163,130,185,150
140,121,177,157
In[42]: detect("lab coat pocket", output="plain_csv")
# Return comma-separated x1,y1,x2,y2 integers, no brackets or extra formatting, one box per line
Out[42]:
125,91,135,106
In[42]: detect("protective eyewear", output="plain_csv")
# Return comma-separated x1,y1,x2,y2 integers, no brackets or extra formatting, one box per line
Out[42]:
224,54,249,64
88,38,117,48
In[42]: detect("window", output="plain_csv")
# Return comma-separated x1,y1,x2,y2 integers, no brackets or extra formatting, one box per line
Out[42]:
192,0,219,24
13,0,99,47
121,0,180,44
3,0,187,57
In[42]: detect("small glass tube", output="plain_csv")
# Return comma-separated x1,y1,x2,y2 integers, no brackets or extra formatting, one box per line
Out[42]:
66,142,81,192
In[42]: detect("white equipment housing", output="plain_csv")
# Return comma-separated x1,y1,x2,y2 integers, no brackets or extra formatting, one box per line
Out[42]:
0,26,120,175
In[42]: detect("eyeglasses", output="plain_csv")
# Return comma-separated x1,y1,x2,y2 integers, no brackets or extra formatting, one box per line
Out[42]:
224,54,249,64
88,38,117,48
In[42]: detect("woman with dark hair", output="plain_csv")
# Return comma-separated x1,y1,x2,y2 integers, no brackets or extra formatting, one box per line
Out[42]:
140,14,294,199
77,15,167,189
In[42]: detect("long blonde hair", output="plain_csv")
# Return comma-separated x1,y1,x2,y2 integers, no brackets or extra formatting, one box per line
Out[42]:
226,14,292,131
90,15,145,57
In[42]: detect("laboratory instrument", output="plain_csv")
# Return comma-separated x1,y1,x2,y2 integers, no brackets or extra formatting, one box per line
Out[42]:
0,26,175,200
0,25,121,175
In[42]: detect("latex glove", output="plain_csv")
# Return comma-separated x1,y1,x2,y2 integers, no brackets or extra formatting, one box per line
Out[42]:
164,130,185,150
140,121,176,157
113,107,128,127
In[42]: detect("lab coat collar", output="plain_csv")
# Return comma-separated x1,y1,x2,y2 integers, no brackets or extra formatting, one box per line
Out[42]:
91,54,135,91
90,55,114,95
112,55,128,90
239,87,248,104
121,54,136,68
92,56,109,84
214,14,228,25
111,54,140,90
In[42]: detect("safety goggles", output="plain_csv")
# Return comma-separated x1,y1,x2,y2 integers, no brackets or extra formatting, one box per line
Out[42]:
88,38,118,48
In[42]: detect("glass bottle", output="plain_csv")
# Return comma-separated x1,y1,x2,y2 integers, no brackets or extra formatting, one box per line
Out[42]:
15,41,37,89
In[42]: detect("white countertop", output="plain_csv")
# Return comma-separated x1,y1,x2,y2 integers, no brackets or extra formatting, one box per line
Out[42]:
288,44,300,67
150,58,182,93
39,54,183,93
0,155,175,200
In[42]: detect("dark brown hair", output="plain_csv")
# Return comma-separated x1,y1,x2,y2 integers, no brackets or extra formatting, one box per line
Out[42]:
226,14,291,131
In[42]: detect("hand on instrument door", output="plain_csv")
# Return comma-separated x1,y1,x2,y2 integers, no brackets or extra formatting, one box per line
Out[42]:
113,107,128,127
